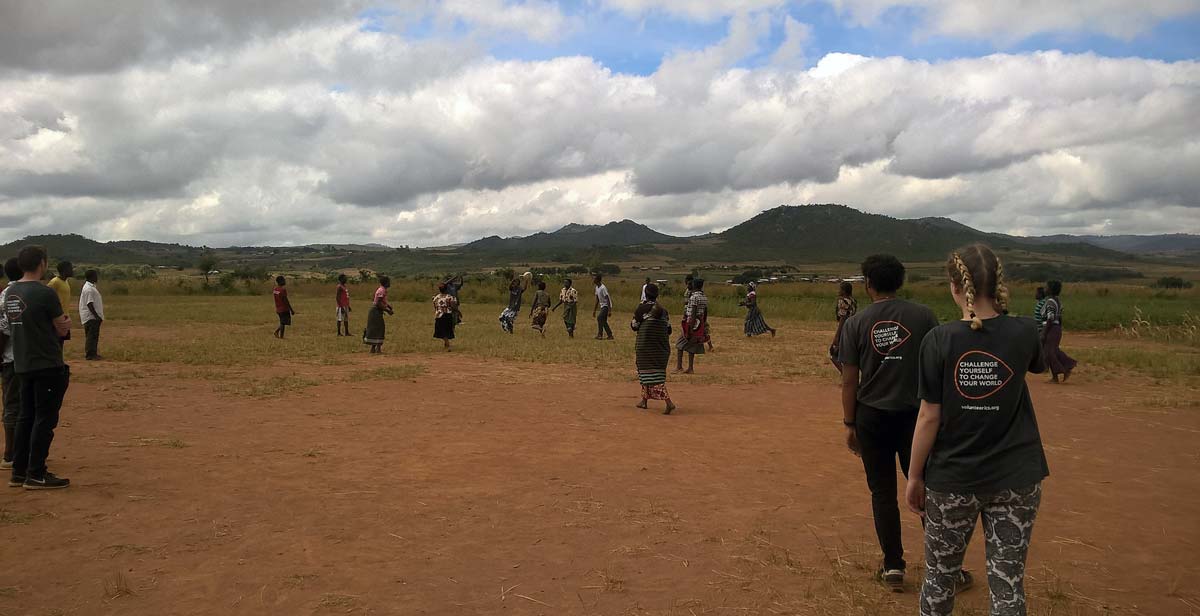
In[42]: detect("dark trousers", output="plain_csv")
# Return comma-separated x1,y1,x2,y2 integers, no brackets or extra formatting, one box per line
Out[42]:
11,366,70,479
84,319,102,359
597,306,613,338
1,362,19,461
856,403,918,571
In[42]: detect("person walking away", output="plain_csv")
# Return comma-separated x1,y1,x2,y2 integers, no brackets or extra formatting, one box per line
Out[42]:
592,274,614,340
632,284,676,414
530,282,551,336
335,274,352,336
676,278,708,373
740,282,777,337
0,258,23,469
273,276,296,338
432,282,459,351
79,270,104,360
364,276,393,353
47,261,73,341
641,277,651,302
836,254,940,591
1040,281,1076,383
498,276,527,333
906,243,1048,616
830,281,858,371
552,278,579,338
5,246,72,489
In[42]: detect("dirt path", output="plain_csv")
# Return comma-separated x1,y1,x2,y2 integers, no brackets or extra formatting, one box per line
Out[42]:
2,354,1198,615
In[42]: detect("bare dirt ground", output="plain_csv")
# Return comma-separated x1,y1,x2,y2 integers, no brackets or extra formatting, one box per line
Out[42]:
2,349,1199,615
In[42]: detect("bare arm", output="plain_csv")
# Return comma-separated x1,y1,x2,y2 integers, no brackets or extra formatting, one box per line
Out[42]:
53,314,71,338
840,365,861,456
905,401,942,516
88,301,101,321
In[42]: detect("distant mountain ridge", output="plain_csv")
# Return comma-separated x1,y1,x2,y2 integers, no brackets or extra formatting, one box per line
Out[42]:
1,206,1194,269
459,219,679,255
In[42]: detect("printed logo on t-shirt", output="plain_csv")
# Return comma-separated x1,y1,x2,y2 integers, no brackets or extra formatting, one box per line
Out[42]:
954,350,1014,401
870,320,911,355
3,294,26,324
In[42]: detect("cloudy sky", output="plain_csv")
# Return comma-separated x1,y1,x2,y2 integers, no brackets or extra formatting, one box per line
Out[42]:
2,0,1198,247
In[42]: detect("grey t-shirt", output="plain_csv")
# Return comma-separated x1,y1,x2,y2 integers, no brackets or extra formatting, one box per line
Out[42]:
3,281,66,374
918,315,1049,493
838,298,939,411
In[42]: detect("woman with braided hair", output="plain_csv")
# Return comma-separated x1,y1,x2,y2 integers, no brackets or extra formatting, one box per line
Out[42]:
906,243,1049,616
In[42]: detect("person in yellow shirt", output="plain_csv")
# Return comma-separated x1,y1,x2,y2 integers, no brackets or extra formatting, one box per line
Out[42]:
46,261,74,340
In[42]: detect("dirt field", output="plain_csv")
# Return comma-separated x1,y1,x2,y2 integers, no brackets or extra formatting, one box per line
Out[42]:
2,324,1199,615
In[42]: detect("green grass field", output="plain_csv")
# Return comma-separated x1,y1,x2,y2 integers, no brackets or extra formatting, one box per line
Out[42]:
72,275,1199,383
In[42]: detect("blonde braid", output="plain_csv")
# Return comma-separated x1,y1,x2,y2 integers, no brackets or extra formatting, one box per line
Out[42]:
952,253,983,330
994,255,1011,314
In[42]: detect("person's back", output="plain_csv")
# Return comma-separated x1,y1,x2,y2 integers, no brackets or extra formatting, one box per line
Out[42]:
46,277,70,315
840,298,939,411
919,315,1048,493
6,281,66,375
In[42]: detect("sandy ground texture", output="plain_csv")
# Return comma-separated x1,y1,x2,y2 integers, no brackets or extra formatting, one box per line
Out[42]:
2,351,1198,616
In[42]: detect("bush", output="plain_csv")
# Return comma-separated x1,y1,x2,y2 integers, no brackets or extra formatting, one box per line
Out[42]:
1153,276,1193,289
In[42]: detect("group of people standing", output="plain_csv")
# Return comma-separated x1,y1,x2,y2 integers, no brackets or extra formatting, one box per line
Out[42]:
833,244,1082,616
0,246,102,491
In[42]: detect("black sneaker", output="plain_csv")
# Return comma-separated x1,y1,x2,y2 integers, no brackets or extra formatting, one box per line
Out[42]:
24,472,70,490
877,566,905,592
8,474,26,488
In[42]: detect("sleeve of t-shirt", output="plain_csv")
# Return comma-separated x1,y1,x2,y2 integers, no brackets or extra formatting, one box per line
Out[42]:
917,328,944,404
1043,299,1058,323
837,316,859,366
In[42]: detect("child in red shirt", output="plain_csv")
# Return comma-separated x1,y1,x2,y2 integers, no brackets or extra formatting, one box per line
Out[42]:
273,276,296,338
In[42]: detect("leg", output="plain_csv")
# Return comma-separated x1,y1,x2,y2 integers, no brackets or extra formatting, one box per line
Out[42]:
26,367,68,480
11,374,38,479
981,484,1042,616
919,490,982,616
84,320,99,359
601,307,613,338
1,363,18,464
676,348,684,370
856,408,907,573
685,352,695,373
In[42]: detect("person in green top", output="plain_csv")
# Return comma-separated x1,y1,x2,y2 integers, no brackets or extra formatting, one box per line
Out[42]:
1032,287,1047,335
4,246,73,490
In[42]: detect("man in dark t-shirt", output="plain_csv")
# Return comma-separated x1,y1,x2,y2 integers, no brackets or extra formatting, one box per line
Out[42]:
837,254,938,590
5,245,72,490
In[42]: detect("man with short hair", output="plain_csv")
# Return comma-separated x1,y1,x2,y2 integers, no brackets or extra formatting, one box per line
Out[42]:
592,274,614,340
79,269,105,360
5,245,72,490
1,258,24,469
837,254,939,591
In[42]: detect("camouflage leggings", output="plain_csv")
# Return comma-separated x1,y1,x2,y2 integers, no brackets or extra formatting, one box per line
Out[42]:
920,483,1042,616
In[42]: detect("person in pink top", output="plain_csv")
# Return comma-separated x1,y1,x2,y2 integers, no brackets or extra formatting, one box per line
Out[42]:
363,276,393,354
